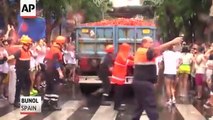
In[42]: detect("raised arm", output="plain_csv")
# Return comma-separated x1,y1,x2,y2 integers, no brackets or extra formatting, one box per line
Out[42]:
4,25,14,40
157,37,183,52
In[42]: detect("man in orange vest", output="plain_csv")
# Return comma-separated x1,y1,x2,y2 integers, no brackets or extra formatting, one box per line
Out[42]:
132,36,182,120
42,36,66,111
7,35,33,107
111,43,134,111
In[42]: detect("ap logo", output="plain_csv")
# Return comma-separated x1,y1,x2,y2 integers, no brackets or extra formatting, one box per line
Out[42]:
20,0,36,18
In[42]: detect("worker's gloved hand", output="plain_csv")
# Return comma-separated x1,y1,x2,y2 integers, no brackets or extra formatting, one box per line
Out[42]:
127,55,134,60
109,67,113,72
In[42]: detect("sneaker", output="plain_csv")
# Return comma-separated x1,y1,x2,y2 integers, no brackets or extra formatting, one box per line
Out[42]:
50,101,62,111
179,94,187,97
121,104,126,107
0,95,7,100
203,102,213,109
30,91,35,96
166,100,172,106
30,89,38,96
195,96,202,100
91,88,103,96
32,89,38,94
209,116,213,120
82,106,89,110
40,81,46,88
114,106,125,111
172,98,176,104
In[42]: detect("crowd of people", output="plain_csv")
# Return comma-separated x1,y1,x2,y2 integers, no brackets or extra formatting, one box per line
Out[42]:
145,39,213,111
1,23,213,119
97,37,213,120
0,25,77,110
155,41,213,109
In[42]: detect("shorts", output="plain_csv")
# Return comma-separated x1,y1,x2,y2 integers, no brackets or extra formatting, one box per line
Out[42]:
195,74,204,86
65,64,76,70
206,69,213,81
178,64,190,74
164,74,176,80
39,63,45,72
29,66,39,72
2,74,9,84
0,72,7,84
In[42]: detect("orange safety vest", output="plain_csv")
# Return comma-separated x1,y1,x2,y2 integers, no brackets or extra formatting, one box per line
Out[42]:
45,45,63,61
19,48,31,61
111,43,133,85
134,47,155,63
14,47,31,71
134,47,157,83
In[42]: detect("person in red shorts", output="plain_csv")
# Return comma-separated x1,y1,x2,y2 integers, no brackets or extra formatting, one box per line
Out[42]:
192,46,206,100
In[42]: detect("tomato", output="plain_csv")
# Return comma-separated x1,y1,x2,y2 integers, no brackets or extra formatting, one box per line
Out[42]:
81,18,155,26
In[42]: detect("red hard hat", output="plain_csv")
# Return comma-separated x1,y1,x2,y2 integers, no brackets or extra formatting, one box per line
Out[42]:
105,45,114,53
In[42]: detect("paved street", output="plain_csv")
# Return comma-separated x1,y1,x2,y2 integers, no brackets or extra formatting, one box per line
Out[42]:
0,83,212,120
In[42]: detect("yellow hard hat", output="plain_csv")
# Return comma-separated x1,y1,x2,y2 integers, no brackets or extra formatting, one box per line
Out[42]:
20,35,32,44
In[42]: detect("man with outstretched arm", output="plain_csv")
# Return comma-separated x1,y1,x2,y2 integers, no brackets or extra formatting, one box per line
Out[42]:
132,36,183,120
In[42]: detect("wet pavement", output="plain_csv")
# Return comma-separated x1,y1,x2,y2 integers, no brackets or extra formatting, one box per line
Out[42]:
0,82,212,120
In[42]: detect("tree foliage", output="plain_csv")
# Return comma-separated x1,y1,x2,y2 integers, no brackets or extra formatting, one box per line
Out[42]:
0,0,109,43
0,0,17,32
69,0,112,22
152,0,211,43
37,0,111,43
37,0,71,43
70,0,103,22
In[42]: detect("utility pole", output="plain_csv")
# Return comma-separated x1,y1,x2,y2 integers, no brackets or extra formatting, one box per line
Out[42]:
101,8,105,20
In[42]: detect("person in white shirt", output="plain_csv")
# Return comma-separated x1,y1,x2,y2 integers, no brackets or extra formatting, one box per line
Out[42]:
5,41,20,104
63,43,77,82
0,25,13,100
193,46,206,100
190,44,199,91
163,45,181,106
203,45,213,109
35,39,47,90
29,43,38,96
0,43,9,99
36,39,46,65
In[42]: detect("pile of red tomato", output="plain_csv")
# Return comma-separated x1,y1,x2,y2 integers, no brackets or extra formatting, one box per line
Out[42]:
81,18,155,26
